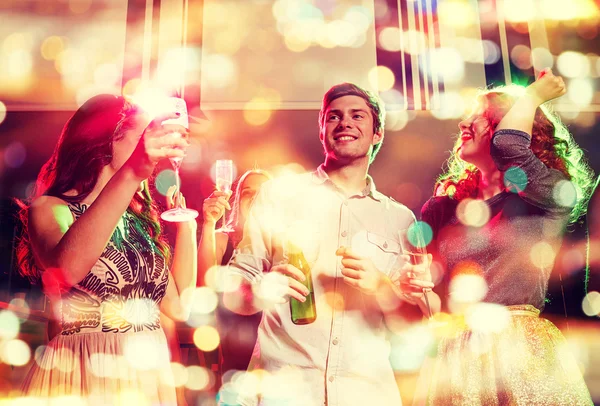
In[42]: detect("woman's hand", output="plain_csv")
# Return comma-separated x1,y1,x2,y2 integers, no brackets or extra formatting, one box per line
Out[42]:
166,184,187,210
525,68,566,106
125,113,189,180
202,190,231,226
166,185,197,231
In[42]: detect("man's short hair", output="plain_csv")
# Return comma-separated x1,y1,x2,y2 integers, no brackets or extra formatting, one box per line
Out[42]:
318,83,386,164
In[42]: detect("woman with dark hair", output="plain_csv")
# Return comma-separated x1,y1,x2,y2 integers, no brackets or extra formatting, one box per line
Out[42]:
16,94,197,404
198,169,271,376
417,71,594,404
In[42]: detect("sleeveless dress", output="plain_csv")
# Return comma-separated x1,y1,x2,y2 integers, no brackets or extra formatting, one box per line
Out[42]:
21,203,176,405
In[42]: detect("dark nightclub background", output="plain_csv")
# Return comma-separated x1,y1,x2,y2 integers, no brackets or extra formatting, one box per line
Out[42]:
0,0,599,404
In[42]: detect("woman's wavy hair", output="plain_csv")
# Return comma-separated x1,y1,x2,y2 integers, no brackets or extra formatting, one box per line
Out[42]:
434,85,595,224
16,94,171,284
220,169,272,237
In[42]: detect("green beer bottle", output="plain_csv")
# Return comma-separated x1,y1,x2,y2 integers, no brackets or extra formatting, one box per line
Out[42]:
287,243,317,325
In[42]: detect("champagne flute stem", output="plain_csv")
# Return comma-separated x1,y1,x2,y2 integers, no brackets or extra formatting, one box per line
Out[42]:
422,289,433,319
171,160,181,209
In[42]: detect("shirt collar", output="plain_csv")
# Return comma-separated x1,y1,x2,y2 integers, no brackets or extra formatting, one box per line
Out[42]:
312,164,384,201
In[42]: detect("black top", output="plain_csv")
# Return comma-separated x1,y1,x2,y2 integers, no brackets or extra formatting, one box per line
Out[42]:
221,235,235,266
422,129,572,310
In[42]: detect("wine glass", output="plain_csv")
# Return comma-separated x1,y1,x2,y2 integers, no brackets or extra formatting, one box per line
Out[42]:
160,97,199,222
398,224,432,318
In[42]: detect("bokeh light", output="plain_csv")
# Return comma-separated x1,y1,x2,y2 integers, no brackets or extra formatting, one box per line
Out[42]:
430,91,467,120
566,78,594,106
123,336,165,371
4,141,26,168
193,325,220,352
531,47,554,71
114,389,149,406
41,36,66,61
0,100,7,126
504,166,528,193
529,241,556,269
9,297,30,318
155,169,178,196
368,66,395,92
121,298,158,327
465,302,510,334
190,287,219,315
427,48,465,84
378,27,401,52
582,291,600,317
1,339,31,366
69,0,92,14
504,0,536,22
553,179,578,208
185,365,212,391
449,273,488,306
202,54,238,89
557,51,590,78
380,88,405,110
168,362,188,388
511,44,533,70
243,98,273,126
218,382,240,405
0,310,20,340
53,347,78,373
389,324,435,372
437,1,477,27
482,40,501,64
456,198,491,227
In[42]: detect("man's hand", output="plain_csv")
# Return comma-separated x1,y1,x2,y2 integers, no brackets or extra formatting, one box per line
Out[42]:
254,263,309,305
396,254,434,304
336,246,387,295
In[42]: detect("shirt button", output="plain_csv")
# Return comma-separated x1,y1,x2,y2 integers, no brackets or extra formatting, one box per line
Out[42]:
333,339,339,345
383,242,388,249
341,231,347,237
329,376,335,382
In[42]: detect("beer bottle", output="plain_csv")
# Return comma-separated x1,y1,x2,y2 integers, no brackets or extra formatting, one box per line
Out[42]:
287,243,317,325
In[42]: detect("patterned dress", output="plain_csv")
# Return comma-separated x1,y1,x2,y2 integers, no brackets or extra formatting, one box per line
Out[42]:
21,203,176,405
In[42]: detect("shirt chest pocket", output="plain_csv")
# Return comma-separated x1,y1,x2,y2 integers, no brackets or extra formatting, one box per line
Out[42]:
365,231,400,274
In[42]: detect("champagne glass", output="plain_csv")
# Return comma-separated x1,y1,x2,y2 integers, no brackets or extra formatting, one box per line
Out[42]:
214,159,233,228
215,159,233,194
398,224,432,318
160,97,199,222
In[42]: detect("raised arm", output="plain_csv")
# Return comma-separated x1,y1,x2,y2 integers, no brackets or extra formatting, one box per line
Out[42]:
29,113,186,289
495,69,565,135
160,187,198,321
197,191,231,286
491,70,570,213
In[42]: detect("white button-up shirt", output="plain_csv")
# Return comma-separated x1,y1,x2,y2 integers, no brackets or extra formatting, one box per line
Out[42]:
228,166,416,406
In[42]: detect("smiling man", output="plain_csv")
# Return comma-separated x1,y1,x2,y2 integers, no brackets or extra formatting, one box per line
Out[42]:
224,83,434,406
